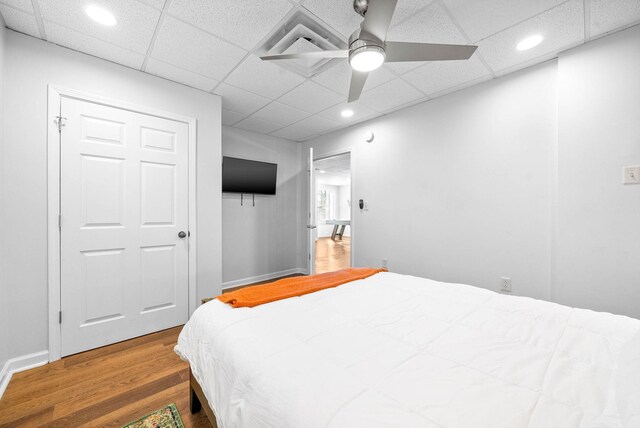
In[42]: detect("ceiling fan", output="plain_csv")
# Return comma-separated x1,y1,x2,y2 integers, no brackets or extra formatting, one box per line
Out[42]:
260,0,478,103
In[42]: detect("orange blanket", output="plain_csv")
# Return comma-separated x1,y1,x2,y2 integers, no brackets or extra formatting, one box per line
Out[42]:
217,268,387,308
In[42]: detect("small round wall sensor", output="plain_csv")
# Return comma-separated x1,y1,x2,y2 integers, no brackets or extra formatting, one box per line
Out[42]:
365,130,375,143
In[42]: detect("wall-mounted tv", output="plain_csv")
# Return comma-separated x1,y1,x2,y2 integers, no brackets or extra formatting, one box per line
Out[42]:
222,156,278,195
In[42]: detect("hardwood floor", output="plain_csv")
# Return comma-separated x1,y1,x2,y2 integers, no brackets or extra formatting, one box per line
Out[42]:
0,326,210,428
315,236,350,274
0,265,347,427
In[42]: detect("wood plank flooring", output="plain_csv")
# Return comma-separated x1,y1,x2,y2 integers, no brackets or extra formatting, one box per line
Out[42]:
315,236,350,274
0,326,211,428
0,260,347,428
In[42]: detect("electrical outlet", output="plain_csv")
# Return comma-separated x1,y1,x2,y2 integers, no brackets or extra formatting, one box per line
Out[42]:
623,166,640,184
382,259,388,269
500,277,512,293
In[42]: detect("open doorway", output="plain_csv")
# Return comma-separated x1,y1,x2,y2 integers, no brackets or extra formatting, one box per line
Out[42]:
314,153,351,274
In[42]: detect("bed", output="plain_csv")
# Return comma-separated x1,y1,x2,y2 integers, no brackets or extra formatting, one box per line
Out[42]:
175,271,640,427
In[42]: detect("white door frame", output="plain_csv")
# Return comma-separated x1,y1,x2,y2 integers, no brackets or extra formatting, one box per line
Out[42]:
47,85,198,362
311,147,356,271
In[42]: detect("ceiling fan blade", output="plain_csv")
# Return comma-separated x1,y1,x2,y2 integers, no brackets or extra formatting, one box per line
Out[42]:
260,50,349,61
348,70,369,103
385,42,478,62
360,0,398,42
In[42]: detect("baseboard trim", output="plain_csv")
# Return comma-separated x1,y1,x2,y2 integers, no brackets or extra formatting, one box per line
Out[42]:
0,350,49,400
222,268,308,290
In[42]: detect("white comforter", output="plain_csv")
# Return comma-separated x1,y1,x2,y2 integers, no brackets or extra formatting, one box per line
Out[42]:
175,272,640,428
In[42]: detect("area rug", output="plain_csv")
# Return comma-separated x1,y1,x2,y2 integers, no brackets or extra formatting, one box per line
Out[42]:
122,403,184,428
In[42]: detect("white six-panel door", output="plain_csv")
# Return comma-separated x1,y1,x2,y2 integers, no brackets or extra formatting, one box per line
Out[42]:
60,97,189,356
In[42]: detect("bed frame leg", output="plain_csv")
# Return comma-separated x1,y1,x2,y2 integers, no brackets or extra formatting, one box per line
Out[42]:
190,385,202,414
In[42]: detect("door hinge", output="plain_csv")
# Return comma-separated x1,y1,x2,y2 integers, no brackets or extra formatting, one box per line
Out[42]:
54,116,67,133
59,311,62,324
58,214,61,230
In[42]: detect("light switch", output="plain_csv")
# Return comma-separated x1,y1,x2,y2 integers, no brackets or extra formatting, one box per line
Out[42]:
623,166,640,184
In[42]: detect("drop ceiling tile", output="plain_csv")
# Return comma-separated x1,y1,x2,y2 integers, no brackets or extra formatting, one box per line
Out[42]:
403,54,491,97
0,0,33,14
146,58,219,91
275,115,340,139
224,54,306,99
477,0,584,73
358,78,425,112
214,83,271,116
312,61,396,96
168,0,293,50
317,124,350,136
590,0,640,38
0,5,39,38
38,0,160,54
390,0,437,28
44,21,145,68
385,2,469,75
251,102,310,127
317,101,378,123
278,80,344,114
222,109,246,126
302,0,362,38
234,116,283,134
387,1,466,43
271,126,317,142
384,61,427,75
293,115,341,134
136,0,166,9
441,0,567,42
303,0,433,40
152,16,247,81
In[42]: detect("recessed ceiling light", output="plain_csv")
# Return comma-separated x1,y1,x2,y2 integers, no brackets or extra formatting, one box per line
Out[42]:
516,35,543,51
319,170,326,173
85,5,117,26
349,46,385,72
341,109,354,118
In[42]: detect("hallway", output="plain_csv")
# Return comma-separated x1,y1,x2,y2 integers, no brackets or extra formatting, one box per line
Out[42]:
315,237,350,274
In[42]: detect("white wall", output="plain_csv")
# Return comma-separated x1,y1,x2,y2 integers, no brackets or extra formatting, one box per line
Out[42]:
304,25,640,319
221,127,305,287
305,61,558,301
0,19,8,372
555,25,640,317
1,31,222,361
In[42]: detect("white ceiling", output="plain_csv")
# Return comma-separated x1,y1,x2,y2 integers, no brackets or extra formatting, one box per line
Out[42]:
1,0,639,142
316,153,351,186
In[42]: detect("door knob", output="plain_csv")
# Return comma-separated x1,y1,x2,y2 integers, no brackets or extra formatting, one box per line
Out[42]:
178,231,187,238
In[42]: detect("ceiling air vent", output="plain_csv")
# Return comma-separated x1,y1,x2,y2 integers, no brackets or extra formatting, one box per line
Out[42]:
257,10,347,78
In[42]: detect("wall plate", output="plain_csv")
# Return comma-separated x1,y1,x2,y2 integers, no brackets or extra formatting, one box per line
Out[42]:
623,166,640,184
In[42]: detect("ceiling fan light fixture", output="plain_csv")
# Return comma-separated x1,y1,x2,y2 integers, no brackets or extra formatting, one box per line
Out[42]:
516,34,543,51
349,45,385,72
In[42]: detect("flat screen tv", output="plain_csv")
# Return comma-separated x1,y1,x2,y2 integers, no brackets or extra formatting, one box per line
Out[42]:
222,156,278,195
